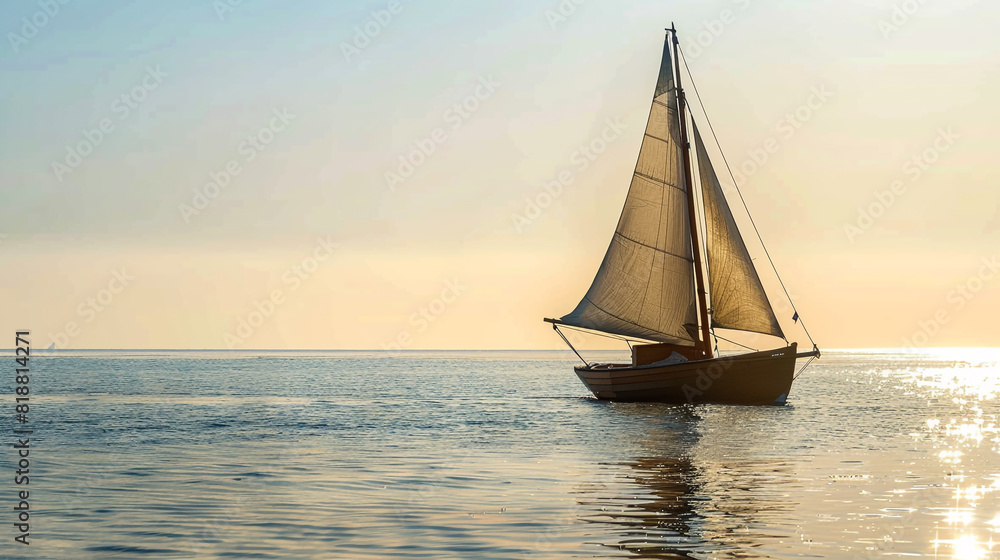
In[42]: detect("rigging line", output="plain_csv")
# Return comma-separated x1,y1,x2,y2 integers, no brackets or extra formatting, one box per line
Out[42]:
677,45,817,349
713,334,757,352
793,355,816,380
553,324,590,367
555,322,653,344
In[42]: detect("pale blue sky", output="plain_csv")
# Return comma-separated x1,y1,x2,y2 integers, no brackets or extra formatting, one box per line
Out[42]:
1,0,999,348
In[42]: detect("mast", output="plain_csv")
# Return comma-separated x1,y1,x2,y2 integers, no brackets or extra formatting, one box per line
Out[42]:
669,25,713,359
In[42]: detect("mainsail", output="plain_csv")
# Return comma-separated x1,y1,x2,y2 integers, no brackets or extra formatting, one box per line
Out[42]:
558,40,699,345
693,125,784,338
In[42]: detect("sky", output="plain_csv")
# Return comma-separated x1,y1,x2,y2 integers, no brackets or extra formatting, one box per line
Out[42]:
1,0,998,350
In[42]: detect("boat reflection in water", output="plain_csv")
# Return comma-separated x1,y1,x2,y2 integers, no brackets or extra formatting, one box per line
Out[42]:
578,455,703,558
568,352,1000,559
576,404,799,558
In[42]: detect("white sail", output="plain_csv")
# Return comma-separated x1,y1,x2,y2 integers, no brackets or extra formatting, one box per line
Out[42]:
693,125,784,338
558,39,699,344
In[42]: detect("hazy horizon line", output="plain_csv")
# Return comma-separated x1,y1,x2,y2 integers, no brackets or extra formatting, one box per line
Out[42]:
9,346,1000,353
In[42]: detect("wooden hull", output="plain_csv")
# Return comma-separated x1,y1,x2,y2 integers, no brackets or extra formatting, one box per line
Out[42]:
575,343,798,405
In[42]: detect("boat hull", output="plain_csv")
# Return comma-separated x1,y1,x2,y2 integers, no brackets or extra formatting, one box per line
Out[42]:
575,343,798,405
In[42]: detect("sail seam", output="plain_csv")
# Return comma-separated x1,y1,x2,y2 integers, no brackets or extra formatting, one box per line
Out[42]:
633,172,685,194
612,232,693,262
642,132,670,144
578,294,695,343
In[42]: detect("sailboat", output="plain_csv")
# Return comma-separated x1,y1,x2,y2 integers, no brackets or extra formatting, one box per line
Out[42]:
544,26,820,405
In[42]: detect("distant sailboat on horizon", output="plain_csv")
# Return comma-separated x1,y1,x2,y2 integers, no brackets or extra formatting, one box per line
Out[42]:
545,26,820,405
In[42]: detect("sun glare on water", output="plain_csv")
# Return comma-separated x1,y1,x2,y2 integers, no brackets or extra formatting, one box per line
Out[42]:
893,348,1000,401
903,349,1000,559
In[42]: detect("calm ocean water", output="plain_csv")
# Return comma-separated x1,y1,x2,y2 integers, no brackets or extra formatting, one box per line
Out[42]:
2,349,999,559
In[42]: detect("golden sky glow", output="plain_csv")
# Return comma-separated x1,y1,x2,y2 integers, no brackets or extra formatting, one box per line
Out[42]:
1,1,998,349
